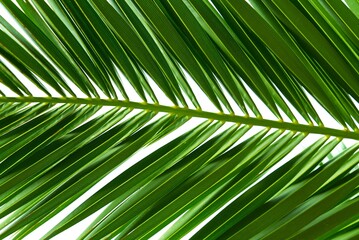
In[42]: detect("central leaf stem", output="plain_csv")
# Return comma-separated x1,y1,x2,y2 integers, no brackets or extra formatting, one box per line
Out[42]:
1,97,358,140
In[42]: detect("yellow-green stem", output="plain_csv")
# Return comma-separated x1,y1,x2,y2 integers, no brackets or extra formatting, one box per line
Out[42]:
1,97,359,140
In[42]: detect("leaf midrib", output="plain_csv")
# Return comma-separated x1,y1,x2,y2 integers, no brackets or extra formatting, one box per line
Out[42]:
1,96,358,140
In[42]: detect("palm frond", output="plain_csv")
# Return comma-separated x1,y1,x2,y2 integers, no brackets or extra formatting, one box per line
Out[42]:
0,0,358,239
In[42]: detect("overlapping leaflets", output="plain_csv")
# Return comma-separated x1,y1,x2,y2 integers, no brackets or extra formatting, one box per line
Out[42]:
0,1,358,239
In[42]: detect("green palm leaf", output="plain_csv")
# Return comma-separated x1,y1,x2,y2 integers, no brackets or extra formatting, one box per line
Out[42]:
0,0,358,239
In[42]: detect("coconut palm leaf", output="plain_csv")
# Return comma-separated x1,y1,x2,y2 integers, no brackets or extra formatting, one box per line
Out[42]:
0,0,358,239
